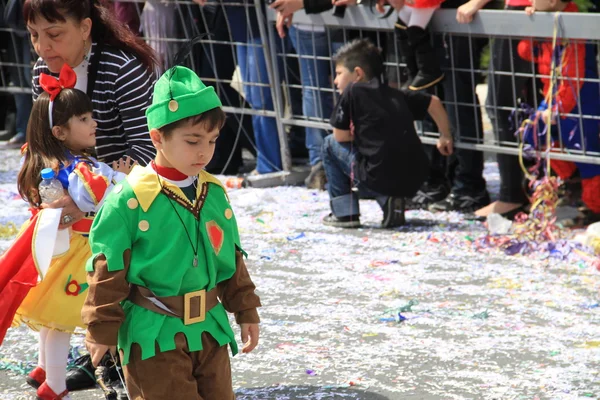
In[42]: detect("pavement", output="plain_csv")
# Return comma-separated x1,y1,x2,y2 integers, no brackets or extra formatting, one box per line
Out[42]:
1,127,600,399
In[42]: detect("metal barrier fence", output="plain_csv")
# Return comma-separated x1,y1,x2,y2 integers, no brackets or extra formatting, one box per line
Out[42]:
1,1,600,171
267,7,600,166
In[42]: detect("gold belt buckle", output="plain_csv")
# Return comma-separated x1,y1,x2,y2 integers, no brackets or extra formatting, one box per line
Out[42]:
183,289,206,325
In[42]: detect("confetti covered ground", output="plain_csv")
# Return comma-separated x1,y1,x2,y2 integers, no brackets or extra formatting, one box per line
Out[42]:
1,146,599,400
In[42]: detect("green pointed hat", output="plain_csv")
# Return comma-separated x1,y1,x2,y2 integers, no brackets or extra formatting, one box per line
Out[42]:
146,66,222,130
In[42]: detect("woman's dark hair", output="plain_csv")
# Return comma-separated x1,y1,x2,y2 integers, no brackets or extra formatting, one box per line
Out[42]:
23,0,157,70
17,89,93,207
159,108,227,139
333,38,384,82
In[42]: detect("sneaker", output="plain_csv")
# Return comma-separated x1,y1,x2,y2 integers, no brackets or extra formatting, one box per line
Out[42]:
382,197,406,228
429,191,490,213
305,161,326,190
322,213,361,228
405,182,449,210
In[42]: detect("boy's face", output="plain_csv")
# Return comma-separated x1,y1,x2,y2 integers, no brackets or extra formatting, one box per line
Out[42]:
334,64,359,94
151,121,219,176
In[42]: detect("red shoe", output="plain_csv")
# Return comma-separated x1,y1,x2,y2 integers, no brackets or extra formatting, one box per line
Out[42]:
36,382,69,400
26,367,46,389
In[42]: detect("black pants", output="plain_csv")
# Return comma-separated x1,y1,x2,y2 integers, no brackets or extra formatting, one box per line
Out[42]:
486,7,540,203
442,34,488,195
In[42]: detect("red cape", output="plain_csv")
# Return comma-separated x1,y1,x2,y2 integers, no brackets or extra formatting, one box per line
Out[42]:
0,215,40,345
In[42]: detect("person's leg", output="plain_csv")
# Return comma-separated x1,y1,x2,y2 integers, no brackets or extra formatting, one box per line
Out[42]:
288,26,334,188
477,34,532,217
322,135,360,226
191,4,244,175
26,328,49,389
386,18,417,89
40,330,71,396
38,327,48,371
192,332,235,400
123,334,201,400
429,35,489,212
4,36,31,148
405,7,444,91
288,27,334,167
246,37,283,173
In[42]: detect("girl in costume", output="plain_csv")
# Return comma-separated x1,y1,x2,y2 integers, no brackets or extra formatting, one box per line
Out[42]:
0,64,132,400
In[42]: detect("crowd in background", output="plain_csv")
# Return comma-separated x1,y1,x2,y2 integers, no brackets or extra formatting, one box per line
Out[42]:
1,0,600,225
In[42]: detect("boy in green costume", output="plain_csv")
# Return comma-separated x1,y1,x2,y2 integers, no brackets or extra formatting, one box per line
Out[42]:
82,66,261,400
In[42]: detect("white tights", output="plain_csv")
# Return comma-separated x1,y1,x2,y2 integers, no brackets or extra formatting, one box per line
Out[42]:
38,327,71,396
398,6,436,29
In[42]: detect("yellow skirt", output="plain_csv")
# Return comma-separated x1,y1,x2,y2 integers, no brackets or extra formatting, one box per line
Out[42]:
14,232,90,333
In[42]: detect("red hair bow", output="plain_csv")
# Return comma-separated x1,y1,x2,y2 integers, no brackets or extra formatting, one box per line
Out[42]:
39,64,77,101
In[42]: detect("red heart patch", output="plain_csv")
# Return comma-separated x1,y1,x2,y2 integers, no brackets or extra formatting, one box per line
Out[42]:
206,221,224,255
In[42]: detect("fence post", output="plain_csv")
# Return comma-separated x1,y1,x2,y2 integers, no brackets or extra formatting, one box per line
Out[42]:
253,0,292,172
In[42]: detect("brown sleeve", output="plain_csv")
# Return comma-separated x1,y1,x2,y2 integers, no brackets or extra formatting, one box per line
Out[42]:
217,250,261,324
82,250,131,346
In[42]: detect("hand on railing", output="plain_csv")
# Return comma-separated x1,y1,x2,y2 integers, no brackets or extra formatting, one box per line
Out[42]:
270,0,304,17
455,0,490,23
436,134,454,156
331,0,358,7
382,0,406,11
525,6,536,15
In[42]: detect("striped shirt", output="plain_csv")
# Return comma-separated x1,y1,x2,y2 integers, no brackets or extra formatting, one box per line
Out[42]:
32,43,157,166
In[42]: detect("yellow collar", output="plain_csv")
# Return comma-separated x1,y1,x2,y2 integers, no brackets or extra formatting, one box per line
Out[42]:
127,165,226,212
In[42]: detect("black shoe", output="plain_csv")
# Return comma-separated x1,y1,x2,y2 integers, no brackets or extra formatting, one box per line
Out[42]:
405,182,449,210
406,26,444,91
429,191,491,213
322,213,361,228
305,161,326,190
66,354,97,391
382,197,406,228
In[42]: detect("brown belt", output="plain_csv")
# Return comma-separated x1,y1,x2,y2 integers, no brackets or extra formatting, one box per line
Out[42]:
128,284,220,325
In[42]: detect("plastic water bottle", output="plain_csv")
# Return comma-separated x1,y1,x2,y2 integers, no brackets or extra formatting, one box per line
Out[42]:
39,168,64,204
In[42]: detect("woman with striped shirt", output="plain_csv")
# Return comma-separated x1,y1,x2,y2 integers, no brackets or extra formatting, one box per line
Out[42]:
24,0,158,231
26,0,157,166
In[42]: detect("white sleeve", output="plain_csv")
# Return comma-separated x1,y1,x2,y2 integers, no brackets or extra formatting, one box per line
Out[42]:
67,161,126,213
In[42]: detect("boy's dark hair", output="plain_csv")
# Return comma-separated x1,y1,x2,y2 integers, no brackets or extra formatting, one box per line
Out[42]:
159,107,227,138
333,38,384,81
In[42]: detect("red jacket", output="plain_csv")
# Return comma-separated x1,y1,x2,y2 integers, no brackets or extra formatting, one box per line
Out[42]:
517,3,584,116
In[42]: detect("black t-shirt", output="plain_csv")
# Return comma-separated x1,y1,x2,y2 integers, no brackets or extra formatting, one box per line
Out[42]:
330,78,431,197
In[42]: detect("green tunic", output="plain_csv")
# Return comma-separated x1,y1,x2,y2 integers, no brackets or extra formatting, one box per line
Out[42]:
87,166,244,364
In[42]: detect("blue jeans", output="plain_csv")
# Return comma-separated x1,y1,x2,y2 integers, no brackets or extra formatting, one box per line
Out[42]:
237,41,282,173
11,36,32,137
288,27,340,166
322,135,387,217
